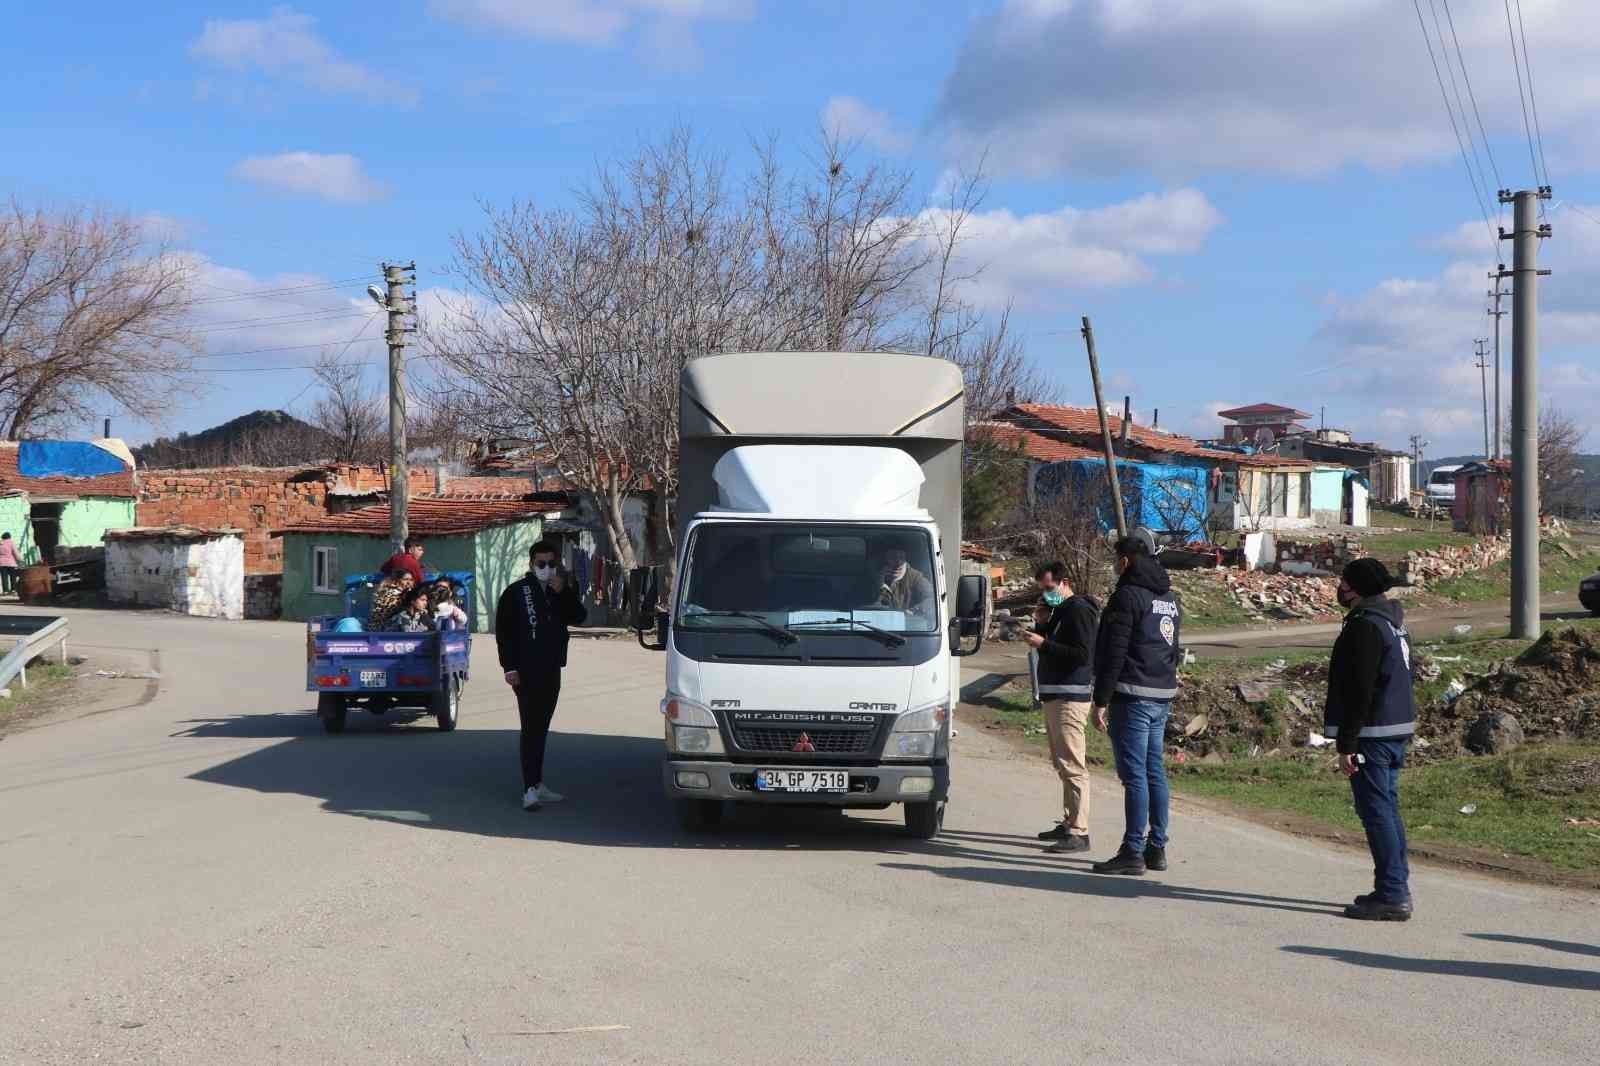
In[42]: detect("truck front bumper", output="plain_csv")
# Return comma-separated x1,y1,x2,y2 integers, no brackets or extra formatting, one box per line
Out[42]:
663,760,948,806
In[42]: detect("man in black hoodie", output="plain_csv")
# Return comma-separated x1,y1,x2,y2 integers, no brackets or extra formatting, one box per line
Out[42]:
1091,531,1180,876
1027,561,1098,853
1326,558,1416,921
496,541,588,811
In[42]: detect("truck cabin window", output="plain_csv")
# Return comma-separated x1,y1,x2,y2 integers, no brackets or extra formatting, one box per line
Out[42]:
680,525,938,634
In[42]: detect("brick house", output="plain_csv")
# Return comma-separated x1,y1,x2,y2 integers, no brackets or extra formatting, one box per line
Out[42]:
0,440,137,569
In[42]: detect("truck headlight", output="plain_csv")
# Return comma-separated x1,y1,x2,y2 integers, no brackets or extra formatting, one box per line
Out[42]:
883,701,948,761
662,695,724,756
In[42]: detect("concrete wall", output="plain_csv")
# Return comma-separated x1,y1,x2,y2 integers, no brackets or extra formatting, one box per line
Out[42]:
106,534,245,619
60,498,136,547
0,496,36,564
472,517,546,632
1309,468,1344,525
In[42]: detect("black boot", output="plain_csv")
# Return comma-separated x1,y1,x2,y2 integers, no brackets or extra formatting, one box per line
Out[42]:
1036,822,1067,841
1344,898,1413,922
1045,834,1091,854
1092,846,1147,876
1143,845,1168,871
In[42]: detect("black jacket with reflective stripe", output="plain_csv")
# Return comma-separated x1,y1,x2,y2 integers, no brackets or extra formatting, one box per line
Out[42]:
1324,597,1416,753
1093,557,1181,705
1034,594,1097,697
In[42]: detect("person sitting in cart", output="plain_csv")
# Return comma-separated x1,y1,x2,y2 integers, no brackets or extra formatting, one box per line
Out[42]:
368,570,416,630
430,579,468,628
381,536,427,586
393,586,436,633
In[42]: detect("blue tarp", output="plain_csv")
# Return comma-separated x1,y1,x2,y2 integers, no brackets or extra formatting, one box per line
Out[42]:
1034,460,1212,540
17,441,127,479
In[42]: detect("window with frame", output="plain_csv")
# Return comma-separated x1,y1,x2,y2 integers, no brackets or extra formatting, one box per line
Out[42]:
312,546,340,594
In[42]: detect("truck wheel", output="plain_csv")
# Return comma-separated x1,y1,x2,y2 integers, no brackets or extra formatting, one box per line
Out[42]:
904,800,944,839
432,676,460,732
318,693,347,735
678,799,724,832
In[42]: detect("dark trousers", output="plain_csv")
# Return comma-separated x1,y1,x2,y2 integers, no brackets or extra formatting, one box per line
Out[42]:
515,674,561,789
0,567,16,594
1350,738,1411,903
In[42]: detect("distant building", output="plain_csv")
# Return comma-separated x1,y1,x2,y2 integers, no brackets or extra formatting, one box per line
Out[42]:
1272,430,1412,506
1218,403,1312,447
0,440,137,568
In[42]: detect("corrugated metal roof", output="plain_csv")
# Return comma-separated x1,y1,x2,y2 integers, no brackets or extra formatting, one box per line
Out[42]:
277,495,561,537
1217,403,1312,419
0,441,136,498
105,526,244,541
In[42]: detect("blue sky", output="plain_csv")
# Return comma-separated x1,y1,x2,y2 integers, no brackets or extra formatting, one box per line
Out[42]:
3,1,1596,456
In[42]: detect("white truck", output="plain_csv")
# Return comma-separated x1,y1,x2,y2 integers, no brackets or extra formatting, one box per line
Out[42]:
633,351,986,838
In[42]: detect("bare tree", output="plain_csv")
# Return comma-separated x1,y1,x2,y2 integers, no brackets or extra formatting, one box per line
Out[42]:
1538,407,1587,518
308,350,384,464
1023,491,1116,601
0,200,198,437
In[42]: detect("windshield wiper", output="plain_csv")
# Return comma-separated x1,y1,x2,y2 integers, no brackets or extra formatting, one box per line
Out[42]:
682,610,797,644
788,618,906,648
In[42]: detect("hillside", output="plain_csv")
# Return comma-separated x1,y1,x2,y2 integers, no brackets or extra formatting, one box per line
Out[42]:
134,410,338,470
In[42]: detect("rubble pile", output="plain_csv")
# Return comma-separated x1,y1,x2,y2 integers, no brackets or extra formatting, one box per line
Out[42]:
1426,627,1600,757
1170,658,1329,758
1219,569,1343,620
1398,535,1510,588
1274,536,1367,576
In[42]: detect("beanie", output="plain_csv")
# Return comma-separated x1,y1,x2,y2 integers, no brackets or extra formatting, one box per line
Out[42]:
1342,558,1394,598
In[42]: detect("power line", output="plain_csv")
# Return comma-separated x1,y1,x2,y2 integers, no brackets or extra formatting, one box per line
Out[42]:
1440,0,1502,190
191,362,383,374
1513,0,1552,189
1413,0,1498,256
1502,0,1543,191
189,275,371,305
183,338,387,360
1428,0,1495,215
187,310,379,335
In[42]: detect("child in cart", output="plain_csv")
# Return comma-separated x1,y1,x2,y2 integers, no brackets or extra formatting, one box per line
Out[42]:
431,579,468,629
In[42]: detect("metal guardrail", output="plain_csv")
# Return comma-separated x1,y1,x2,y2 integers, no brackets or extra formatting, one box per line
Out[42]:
0,615,70,690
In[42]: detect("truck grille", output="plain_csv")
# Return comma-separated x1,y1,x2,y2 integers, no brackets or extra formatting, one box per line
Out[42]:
731,726,875,754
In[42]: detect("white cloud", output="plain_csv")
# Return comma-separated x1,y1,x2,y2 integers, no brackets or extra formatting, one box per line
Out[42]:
1308,206,1600,452
821,96,910,154
428,0,750,45
917,188,1223,308
934,0,1600,178
230,153,389,205
191,7,416,105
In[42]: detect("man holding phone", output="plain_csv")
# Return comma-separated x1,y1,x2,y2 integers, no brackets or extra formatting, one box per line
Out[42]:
496,541,588,810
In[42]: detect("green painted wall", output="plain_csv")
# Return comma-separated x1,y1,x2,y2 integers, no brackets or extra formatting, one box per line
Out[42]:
0,496,35,564
471,517,545,632
282,529,485,630
1309,468,1345,515
61,498,136,546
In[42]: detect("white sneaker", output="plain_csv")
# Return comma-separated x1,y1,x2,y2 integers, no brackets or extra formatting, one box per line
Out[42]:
522,787,541,810
535,783,565,803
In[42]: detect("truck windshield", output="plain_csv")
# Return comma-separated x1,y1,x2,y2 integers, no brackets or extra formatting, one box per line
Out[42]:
678,524,939,635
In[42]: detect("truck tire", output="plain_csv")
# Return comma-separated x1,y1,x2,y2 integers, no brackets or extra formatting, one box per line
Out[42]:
903,800,944,839
678,799,724,832
318,693,348,735
432,676,461,732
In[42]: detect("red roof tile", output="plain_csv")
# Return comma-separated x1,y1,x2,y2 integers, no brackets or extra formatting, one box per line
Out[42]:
276,495,563,537
1002,405,1313,469
1217,403,1312,420
974,423,1138,464
0,442,136,498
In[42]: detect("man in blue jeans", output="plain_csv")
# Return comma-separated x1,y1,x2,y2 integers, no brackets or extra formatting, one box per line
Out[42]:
1090,531,1180,876
1325,558,1416,921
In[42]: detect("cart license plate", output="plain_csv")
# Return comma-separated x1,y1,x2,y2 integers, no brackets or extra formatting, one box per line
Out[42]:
359,670,387,688
755,769,848,793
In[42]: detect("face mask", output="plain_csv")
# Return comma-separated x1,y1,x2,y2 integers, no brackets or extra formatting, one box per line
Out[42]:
533,564,555,583
1041,589,1065,607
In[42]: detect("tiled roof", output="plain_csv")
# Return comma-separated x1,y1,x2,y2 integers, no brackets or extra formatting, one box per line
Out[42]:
1217,403,1312,420
974,423,1140,464
0,441,136,498
276,495,562,537
1003,405,1313,469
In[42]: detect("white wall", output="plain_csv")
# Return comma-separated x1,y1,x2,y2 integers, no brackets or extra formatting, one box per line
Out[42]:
106,535,244,620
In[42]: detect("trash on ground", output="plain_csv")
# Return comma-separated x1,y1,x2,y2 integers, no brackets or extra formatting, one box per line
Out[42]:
1458,804,1478,815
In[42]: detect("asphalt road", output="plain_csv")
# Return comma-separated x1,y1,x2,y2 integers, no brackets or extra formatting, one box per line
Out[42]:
2,607,1596,1065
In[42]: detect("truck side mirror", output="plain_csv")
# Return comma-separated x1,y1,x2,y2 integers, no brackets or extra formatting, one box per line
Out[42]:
950,573,988,657
629,566,666,652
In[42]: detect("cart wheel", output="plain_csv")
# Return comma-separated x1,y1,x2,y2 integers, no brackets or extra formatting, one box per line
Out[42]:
678,799,724,832
903,800,944,839
318,693,347,735
433,676,460,732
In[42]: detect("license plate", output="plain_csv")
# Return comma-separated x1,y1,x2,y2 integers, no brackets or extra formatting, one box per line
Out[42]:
359,670,388,688
755,769,849,793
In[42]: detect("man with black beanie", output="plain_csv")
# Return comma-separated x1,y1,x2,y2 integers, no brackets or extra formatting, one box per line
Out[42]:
1326,558,1416,920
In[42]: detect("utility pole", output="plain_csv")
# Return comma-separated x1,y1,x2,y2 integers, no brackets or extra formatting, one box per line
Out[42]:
1409,434,1427,501
1486,270,1507,460
1080,316,1128,538
384,262,417,553
1498,187,1552,640
1474,338,1490,459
